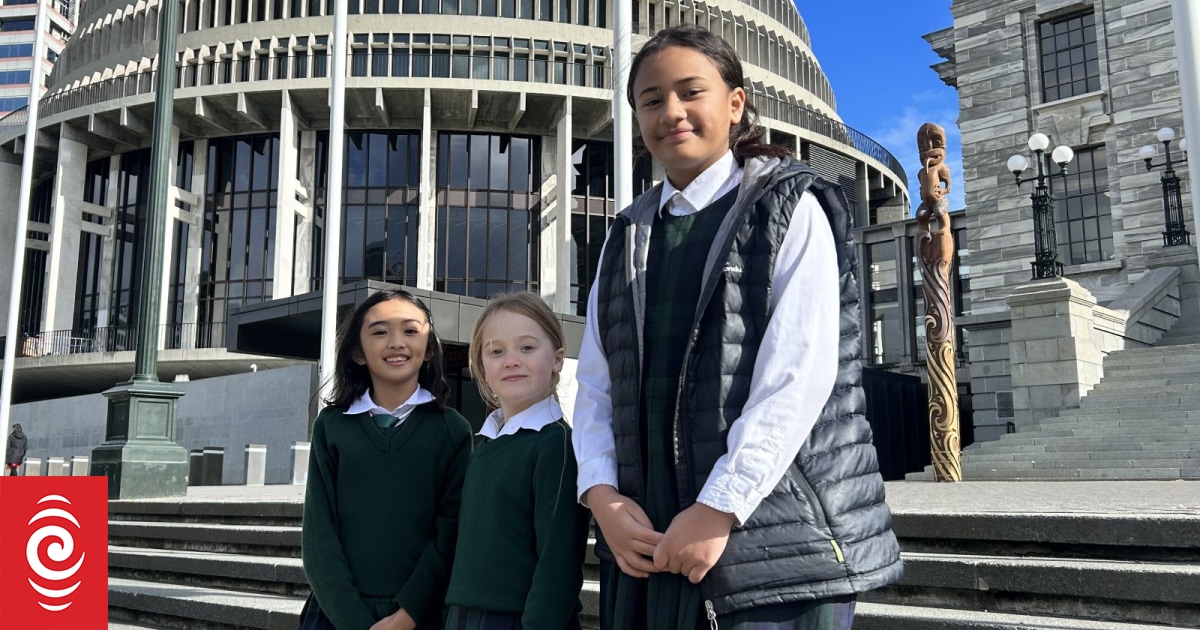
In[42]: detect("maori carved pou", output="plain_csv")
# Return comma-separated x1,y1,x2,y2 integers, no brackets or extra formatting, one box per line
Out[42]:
915,122,961,482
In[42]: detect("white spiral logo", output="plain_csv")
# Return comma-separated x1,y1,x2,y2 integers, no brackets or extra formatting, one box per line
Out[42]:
26,494,86,612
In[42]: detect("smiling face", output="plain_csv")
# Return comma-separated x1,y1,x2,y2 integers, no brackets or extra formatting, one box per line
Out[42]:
479,309,564,420
354,298,430,405
632,45,745,190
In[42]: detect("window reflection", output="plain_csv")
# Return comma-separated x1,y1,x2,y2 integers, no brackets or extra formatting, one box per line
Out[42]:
435,133,540,298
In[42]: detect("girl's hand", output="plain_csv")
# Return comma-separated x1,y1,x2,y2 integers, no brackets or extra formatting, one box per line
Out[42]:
369,608,415,630
586,485,664,578
653,503,736,584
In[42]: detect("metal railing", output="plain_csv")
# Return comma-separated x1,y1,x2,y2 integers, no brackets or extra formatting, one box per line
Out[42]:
10,322,226,357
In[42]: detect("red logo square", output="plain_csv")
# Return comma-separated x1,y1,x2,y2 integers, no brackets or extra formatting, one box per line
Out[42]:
0,476,108,630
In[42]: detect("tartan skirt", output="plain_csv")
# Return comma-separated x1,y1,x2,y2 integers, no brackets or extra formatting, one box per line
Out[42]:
597,560,856,630
444,606,583,630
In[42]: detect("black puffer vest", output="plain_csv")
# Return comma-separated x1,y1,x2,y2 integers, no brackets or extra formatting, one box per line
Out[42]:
594,157,903,612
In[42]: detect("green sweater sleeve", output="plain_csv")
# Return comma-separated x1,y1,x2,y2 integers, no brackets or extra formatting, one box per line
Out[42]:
522,425,589,630
301,411,378,630
393,410,473,622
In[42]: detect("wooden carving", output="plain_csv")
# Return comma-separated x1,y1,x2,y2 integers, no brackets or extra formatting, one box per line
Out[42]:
916,122,961,482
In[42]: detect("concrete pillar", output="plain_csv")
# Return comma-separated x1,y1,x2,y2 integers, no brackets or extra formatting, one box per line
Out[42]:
290,440,310,485
552,96,573,313
42,130,87,333
293,130,317,293
273,91,299,299
181,138,208,344
1006,278,1105,429
0,154,20,336
157,126,183,349
95,156,122,330
188,448,202,485
70,456,89,475
416,88,436,291
46,456,66,476
243,443,266,485
201,446,224,485
856,162,870,229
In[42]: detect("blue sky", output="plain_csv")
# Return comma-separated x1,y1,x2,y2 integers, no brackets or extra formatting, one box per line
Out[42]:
794,1,964,213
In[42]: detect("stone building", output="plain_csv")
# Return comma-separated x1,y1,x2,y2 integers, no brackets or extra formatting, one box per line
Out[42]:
927,0,1198,443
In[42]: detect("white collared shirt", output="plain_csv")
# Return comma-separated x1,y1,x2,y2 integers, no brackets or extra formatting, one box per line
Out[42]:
572,150,841,524
479,396,563,439
346,386,435,428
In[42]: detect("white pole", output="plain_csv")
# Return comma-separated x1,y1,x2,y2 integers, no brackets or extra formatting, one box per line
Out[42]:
0,0,48,449
1173,0,1200,255
613,0,633,212
319,0,348,405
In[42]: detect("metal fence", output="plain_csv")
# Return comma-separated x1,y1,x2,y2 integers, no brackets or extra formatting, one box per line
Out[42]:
9,322,226,357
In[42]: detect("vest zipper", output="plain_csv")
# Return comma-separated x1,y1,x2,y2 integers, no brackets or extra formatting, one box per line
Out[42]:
792,464,829,532
704,600,719,630
831,539,845,563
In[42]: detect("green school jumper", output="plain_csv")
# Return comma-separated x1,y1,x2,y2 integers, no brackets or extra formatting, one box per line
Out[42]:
302,404,474,630
444,419,589,629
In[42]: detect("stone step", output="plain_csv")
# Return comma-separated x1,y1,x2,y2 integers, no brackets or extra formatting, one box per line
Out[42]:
986,432,1200,448
1008,425,1200,439
1093,373,1200,388
968,441,1200,457
109,500,303,527
1079,385,1200,399
109,547,308,596
109,577,602,630
108,577,304,630
869,552,1200,626
959,458,1200,471
110,521,301,557
1057,407,1194,419
963,449,1198,464
1019,417,1200,432
961,467,1199,480
1104,356,1200,371
1161,335,1200,345
854,603,1198,630
1106,343,1200,359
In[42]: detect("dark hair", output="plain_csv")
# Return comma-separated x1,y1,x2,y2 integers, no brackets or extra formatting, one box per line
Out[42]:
325,289,449,411
627,25,791,163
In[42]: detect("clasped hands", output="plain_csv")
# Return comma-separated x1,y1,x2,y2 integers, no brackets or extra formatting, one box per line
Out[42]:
586,485,736,584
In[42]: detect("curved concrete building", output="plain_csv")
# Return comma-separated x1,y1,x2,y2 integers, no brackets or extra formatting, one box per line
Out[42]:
0,0,908,405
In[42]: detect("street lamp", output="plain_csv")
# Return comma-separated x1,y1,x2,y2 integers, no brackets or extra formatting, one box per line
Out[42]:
1139,126,1191,247
1006,133,1075,280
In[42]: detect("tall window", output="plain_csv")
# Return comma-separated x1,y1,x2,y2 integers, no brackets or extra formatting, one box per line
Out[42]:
110,149,152,348
341,131,421,286
1051,146,1112,265
435,133,540,298
867,240,902,365
200,135,279,339
1039,11,1099,102
569,140,616,315
74,159,109,334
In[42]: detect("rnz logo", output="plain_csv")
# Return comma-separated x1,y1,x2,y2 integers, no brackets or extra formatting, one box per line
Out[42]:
0,476,107,629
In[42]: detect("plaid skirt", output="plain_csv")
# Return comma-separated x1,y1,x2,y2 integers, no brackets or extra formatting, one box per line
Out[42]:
298,593,409,630
597,560,856,630
444,606,583,630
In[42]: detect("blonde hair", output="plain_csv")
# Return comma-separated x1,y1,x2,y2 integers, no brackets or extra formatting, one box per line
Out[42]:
469,292,566,408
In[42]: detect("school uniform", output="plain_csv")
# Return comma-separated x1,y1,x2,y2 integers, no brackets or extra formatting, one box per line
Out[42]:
444,396,589,630
574,152,902,629
301,387,474,630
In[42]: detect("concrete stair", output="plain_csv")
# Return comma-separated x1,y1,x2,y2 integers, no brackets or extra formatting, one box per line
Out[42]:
909,336,1200,480
107,497,1200,629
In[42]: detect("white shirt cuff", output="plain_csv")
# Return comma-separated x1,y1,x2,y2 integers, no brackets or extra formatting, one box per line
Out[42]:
576,458,619,505
696,473,760,525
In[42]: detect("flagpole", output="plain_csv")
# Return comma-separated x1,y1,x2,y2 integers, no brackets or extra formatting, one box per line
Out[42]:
319,0,349,404
1172,0,1200,262
0,0,48,453
613,0,633,212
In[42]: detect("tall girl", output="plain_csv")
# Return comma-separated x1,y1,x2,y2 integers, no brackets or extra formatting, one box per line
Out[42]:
302,289,473,630
573,25,903,630
444,292,589,630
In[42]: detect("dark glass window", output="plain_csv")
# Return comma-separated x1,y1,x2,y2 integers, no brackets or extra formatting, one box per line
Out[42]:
1039,12,1099,102
335,132,422,288
19,249,47,338
1050,146,1112,265
570,140,616,315
74,230,105,334
110,149,152,347
867,240,902,365
435,133,540,298
200,135,279,345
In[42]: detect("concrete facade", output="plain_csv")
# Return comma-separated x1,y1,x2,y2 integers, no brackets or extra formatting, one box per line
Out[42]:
929,0,1199,442
0,0,912,414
